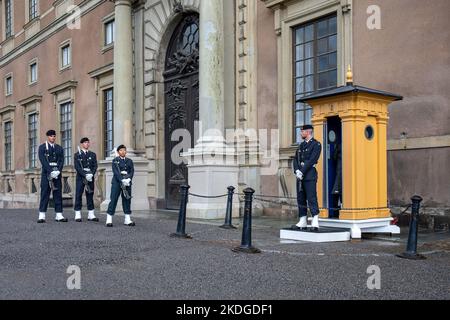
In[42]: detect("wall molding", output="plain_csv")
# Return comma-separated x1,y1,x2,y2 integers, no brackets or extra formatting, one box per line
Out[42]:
388,135,450,151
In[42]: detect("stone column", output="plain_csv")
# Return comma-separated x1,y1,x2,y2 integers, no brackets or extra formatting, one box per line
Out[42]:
114,0,134,153
199,0,224,141
183,0,239,219
99,0,149,213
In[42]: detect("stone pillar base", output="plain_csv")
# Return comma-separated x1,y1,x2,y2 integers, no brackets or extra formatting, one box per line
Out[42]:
186,164,239,220
183,136,240,220
187,202,240,220
99,156,149,213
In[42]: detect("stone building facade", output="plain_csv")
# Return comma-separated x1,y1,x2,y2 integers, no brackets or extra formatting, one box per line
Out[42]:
0,0,115,208
1,0,449,218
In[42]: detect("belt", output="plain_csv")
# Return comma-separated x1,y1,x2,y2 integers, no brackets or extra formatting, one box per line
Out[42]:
83,168,91,172
300,162,316,168
121,171,128,175
49,162,57,166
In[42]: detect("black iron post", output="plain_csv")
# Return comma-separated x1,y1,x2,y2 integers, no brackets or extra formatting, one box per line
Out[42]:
220,186,237,230
170,185,192,239
232,188,261,254
397,195,426,260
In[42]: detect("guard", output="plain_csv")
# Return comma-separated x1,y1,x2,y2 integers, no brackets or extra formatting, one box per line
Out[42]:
106,145,135,227
74,138,98,222
293,125,322,231
37,130,67,223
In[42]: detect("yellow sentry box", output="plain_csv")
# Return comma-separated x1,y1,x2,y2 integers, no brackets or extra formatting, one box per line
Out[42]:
299,67,403,221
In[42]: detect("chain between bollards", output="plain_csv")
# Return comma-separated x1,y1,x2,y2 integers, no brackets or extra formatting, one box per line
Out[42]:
397,195,426,260
232,188,261,254
220,186,237,230
170,185,192,239
170,186,414,249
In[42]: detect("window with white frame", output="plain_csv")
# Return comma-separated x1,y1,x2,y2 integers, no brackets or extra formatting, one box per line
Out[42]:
293,14,338,142
103,88,114,158
29,0,38,20
28,113,38,169
4,121,12,171
30,62,38,84
104,19,115,46
61,44,71,69
5,0,13,38
60,102,72,166
5,75,12,96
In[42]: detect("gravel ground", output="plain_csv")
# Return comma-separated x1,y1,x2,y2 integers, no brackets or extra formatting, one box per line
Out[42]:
0,209,449,300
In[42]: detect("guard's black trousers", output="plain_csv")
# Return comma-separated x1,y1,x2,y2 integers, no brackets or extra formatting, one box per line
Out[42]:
107,182,132,216
74,177,95,211
39,176,63,213
296,179,320,217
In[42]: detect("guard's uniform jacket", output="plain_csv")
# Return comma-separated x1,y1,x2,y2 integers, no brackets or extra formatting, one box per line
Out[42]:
107,157,135,216
74,150,98,211
293,138,322,217
38,143,64,213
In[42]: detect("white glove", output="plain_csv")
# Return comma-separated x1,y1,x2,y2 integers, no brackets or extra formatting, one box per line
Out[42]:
50,171,58,179
124,179,131,187
86,174,93,182
122,179,127,186
296,170,303,180
54,171,61,178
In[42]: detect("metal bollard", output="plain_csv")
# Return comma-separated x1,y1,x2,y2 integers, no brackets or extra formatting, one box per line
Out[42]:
170,185,192,239
220,186,237,230
232,188,261,254
397,195,426,260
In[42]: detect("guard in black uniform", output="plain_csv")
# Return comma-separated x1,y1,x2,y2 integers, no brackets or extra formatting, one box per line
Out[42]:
37,130,67,223
74,137,98,222
106,145,135,227
293,125,322,231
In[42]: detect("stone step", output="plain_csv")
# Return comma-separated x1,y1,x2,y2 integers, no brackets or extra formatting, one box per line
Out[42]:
280,226,351,243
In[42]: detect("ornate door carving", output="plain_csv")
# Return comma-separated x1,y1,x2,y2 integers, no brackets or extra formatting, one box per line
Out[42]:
164,14,199,210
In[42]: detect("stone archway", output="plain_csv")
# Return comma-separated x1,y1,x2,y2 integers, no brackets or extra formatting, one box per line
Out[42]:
143,0,200,209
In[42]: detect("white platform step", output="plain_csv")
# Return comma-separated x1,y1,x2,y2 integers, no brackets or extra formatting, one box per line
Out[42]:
280,227,351,243
319,218,400,239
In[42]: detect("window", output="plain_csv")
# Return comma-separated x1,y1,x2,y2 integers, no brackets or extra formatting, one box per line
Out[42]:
4,121,12,171
28,114,38,168
365,125,375,141
5,0,12,38
5,75,12,96
104,20,115,46
181,22,199,56
104,88,113,158
60,102,72,166
61,44,71,69
30,62,38,84
293,14,337,142
29,0,38,20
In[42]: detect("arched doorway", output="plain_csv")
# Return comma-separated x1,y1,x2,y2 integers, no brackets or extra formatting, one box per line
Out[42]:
164,14,199,210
